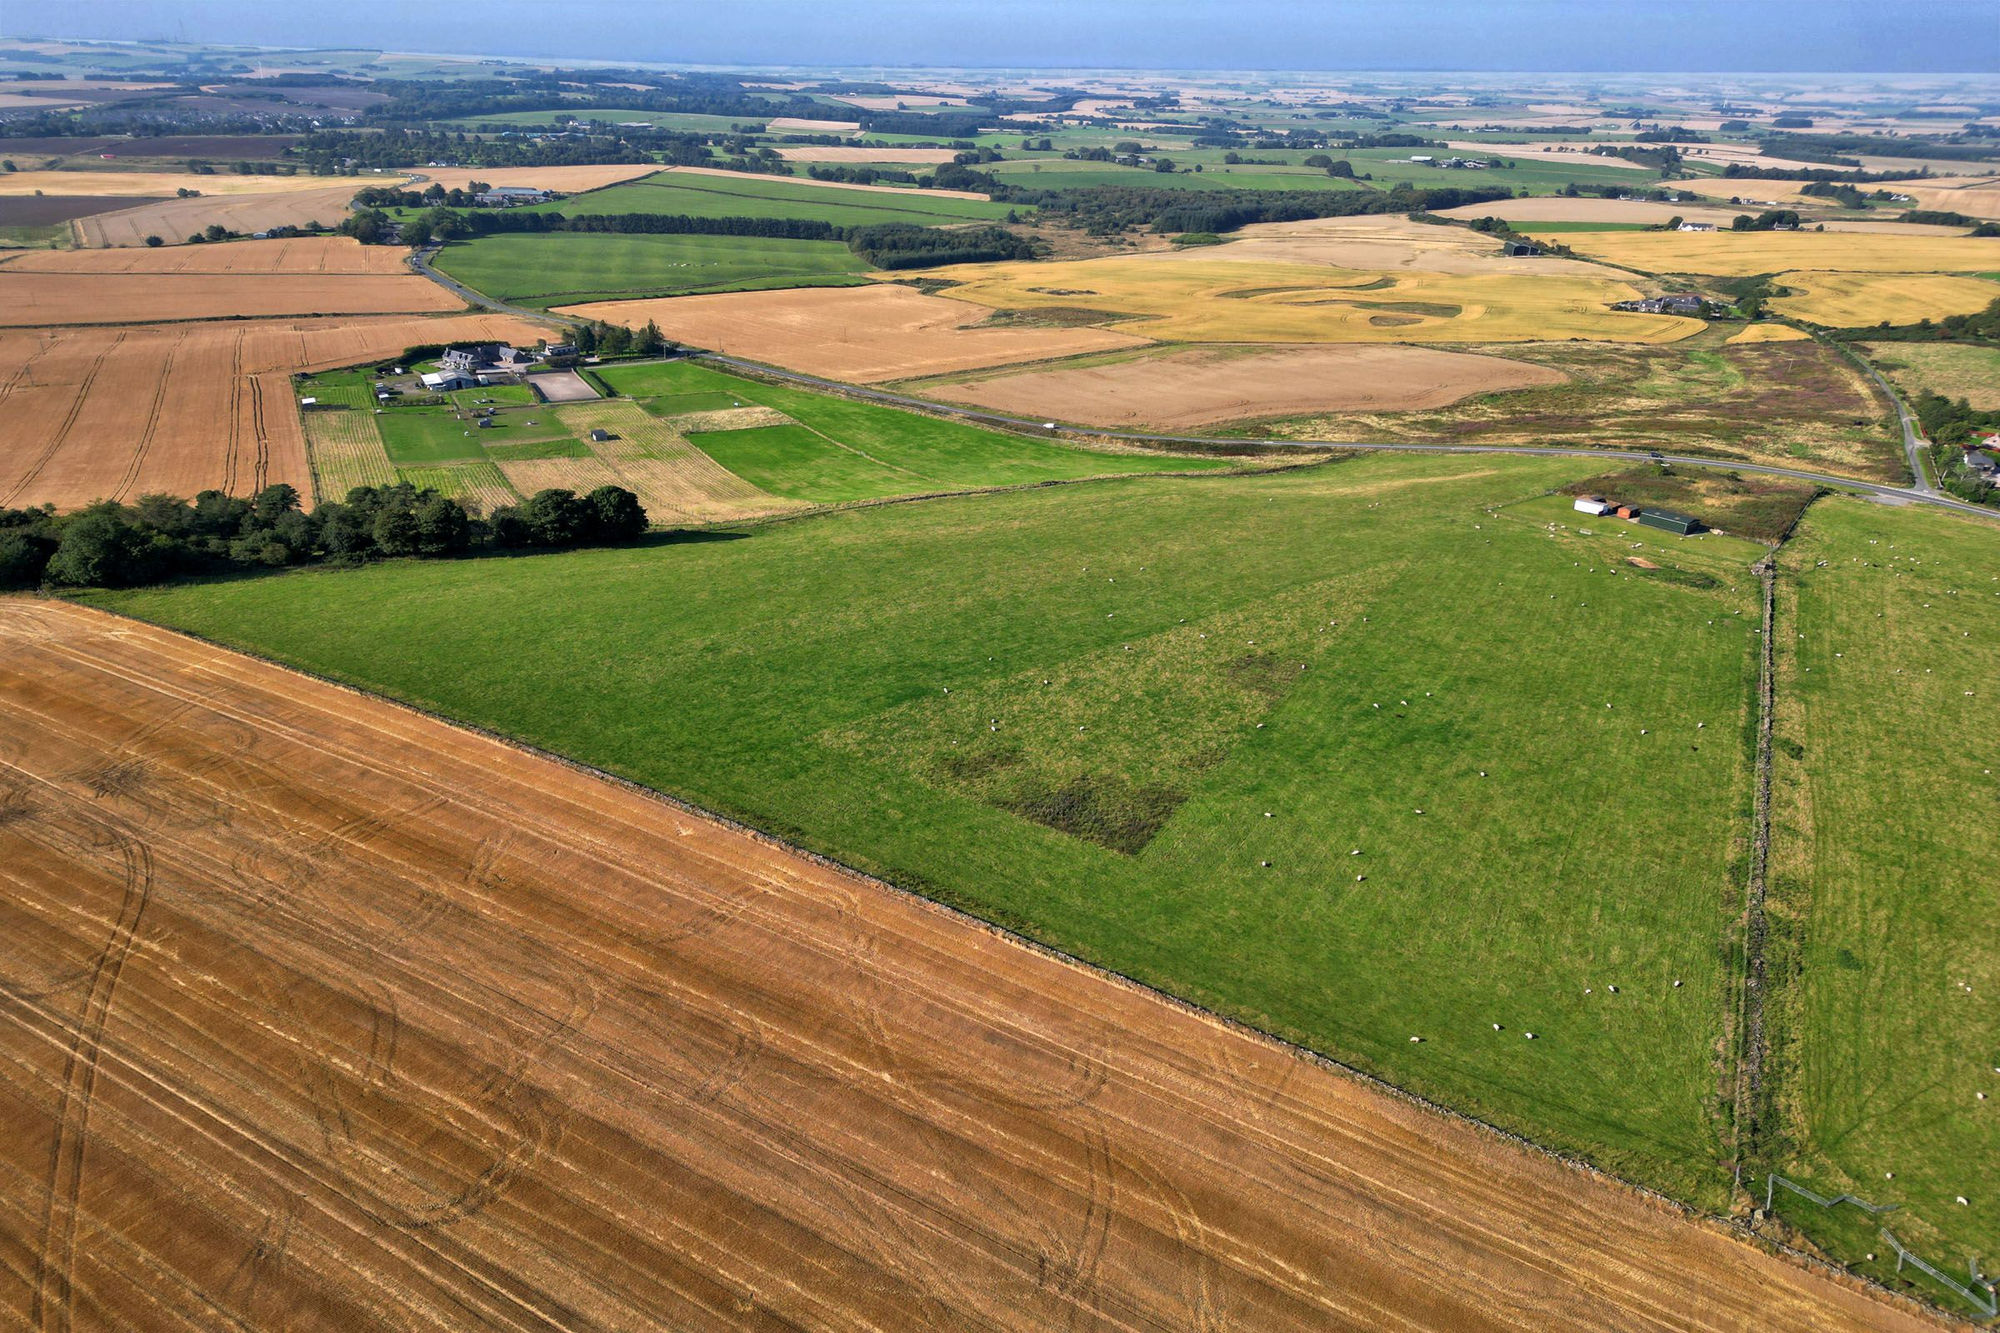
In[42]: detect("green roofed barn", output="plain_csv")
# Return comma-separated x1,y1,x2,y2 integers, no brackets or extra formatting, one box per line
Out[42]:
1637,508,1702,536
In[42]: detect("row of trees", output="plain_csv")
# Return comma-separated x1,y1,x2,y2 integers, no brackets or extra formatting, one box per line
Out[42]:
0,482,649,591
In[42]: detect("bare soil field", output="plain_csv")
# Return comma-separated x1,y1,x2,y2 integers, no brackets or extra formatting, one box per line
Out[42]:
560,284,1152,382
0,271,465,325
0,599,1933,1333
1,236,412,274
528,368,601,402
915,343,1569,429
0,313,543,510
75,185,375,249
0,195,166,227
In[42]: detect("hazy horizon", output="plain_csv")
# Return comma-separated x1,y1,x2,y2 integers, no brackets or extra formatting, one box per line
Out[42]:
13,0,1998,75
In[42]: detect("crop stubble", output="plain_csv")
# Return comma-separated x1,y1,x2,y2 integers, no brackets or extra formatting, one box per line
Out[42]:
0,314,544,510
0,600,1931,1333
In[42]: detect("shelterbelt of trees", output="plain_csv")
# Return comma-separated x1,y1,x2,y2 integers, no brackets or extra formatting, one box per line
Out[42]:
0,483,650,591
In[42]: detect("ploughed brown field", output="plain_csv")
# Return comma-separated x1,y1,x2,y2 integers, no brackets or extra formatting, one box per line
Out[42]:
0,313,543,510
918,343,1569,429
0,600,1931,1333
0,271,465,326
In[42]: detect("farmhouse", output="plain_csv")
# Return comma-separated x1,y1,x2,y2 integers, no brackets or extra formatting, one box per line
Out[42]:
1637,508,1703,535
441,344,534,373
1963,448,1999,478
1677,221,1717,232
473,185,554,206
1614,293,1708,316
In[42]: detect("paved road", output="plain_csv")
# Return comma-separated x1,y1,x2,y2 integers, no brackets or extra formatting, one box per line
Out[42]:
1845,348,1936,494
407,243,561,321
693,351,2000,524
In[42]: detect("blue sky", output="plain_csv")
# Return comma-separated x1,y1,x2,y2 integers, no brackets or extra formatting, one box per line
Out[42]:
21,0,2000,72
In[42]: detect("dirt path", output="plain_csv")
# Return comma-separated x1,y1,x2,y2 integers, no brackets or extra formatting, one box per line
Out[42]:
0,600,1938,1332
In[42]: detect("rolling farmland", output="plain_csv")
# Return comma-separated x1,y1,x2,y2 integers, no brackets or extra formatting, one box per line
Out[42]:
0,598,1925,1332
432,231,871,308
1763,499,2000,1285
0,314,543,510
534,166,1018,227
91,454,1773,1203
924,255,1704,344
568,284,1153,381
0,270,466,325
1767,271,2000,326
1520,228,2000,277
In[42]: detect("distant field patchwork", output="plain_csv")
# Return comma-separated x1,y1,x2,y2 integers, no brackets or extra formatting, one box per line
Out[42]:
432,231,871,308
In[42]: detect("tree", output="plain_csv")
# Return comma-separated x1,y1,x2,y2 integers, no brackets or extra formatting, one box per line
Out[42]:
635,320,664,355
251,483,301,526
410,493,470,555
44,511,175,588
1152,157,1176,173
203,223,229,242
518,488,589,547
584,486,647,543
144,235,164,248
1326,159,1355,178
1303,154,1333,168
0,530,55,589
372,505,420,556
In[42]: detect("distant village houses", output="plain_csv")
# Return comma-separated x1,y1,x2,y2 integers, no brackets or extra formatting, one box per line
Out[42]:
1613,293,1710,316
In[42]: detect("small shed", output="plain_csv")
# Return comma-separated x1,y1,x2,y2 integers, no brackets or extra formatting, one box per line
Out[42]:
1614,504,1642,520
1638,508,1701,535
589,429,612,443
1573,495,1610,516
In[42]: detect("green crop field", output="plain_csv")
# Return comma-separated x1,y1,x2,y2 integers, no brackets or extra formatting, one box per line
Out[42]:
529,169,1019,226
88,453,1774,1207
987,161,1364,191
1761,497,2000,1302
599,358,1233,500
432,232,872,308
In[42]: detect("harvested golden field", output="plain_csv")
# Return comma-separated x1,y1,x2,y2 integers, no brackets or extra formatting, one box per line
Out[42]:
1437,140,1650,169
494,453,629,498
0,271,465,325
1198,213,1627,277
75,185,377,249
766,114,861,131
414,163,661,193
561,284,1152,382
0,169,346,198
929,255,1701,344
1867,176,2000,221
0,313,543,510
551,399,806,524
915,342,1570,429
1768,270,2000,326
0,235,410,274
1726,323,1813,344
773,145,961,163
1435,196,1746,226
1530,227,2000,276
0,599,1932,1333
1862,340,2000,409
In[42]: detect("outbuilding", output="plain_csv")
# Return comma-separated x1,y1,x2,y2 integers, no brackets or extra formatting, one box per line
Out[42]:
1573,495,1610,516
589,428,612,443
1638,508,1702,535
1614,504,1642,520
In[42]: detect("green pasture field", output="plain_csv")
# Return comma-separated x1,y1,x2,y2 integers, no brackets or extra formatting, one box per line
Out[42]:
527,169,1018,226
375,404,568,464
431,231,871,308
89,452,1769,1207
1761,498,2000,1294
987,160,1364,192
599,358,1231,501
